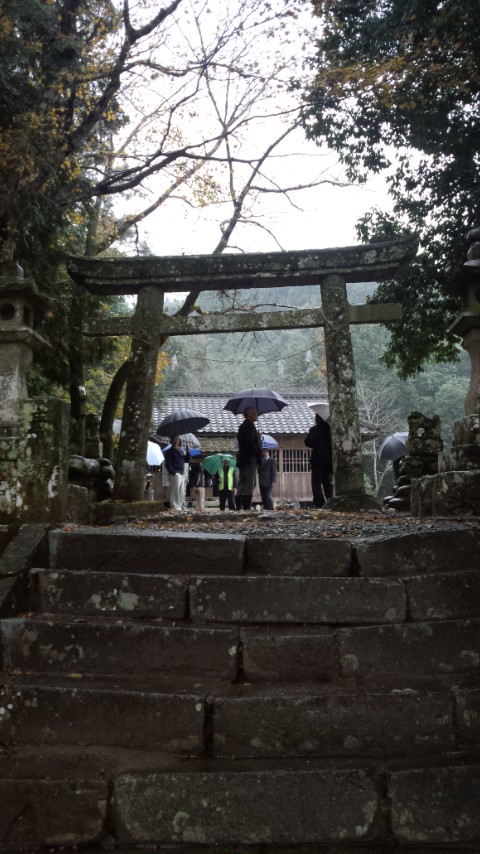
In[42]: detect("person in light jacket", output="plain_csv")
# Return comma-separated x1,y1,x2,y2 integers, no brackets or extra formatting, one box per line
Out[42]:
216,458,236,511
164,436,190,510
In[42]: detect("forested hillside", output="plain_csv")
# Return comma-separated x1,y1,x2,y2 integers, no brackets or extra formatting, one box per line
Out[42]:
157,283,468,444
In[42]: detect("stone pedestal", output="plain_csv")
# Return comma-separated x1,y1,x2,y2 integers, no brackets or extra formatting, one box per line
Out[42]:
0,397,69,524
0,262,69,525
384,412,443,514
411,411,480,517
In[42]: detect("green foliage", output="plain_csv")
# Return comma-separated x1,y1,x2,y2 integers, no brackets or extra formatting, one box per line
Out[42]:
301,0,480,375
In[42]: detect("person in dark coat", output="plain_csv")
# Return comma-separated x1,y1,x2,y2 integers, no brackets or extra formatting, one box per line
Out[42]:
304,414,333,508
189,456,205,511
258,449,277,510
236,406,263,510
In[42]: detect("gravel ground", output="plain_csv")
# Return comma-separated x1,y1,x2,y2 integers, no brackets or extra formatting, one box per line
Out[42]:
124,508,480,540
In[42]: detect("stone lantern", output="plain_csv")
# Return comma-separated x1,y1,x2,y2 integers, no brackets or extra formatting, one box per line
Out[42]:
0,261,50,425
0,261,69,525
410,227,480,516
448,227,480,414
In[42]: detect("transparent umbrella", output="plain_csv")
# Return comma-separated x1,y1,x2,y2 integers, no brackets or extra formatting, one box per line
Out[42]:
261,434,279,449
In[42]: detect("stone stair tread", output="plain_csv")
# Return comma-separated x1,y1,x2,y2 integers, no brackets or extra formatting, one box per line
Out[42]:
1,747,479,851
0,741,475,779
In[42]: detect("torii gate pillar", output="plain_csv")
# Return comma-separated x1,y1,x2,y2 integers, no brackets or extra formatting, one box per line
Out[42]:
320,273,368,506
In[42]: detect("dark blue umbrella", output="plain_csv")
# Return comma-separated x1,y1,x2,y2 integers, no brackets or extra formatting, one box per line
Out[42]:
156,409,209,437
224,388,288,416
377,432,408,462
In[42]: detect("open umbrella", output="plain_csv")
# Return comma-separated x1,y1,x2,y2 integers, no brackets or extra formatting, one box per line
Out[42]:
203,453,237,476
156,409,209,437
377,431,408,462
308,400,330,422
261,434,279,449
147,442,164,466
224,388,288,416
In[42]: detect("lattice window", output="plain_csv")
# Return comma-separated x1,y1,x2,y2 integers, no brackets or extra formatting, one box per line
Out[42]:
282,448,310,473
269,449,280,467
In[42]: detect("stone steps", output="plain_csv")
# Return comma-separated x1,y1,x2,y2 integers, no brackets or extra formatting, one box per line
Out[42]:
1,746,479,852
31,566,480,623
3,613,480,685
49,524,480,576
1,524,480,852
2,676,479,759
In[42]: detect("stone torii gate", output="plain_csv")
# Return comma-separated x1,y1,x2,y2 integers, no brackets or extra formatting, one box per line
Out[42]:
67,234,418,508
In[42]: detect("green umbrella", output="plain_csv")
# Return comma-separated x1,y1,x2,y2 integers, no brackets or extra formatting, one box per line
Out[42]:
203,453,237,476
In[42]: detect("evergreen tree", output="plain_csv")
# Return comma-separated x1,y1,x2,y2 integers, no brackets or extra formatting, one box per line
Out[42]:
301,0,480,376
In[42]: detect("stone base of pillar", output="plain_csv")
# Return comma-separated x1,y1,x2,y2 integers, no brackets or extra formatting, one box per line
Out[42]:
411,470,480,517
411,409,480,517
0,397,69,525
325,493,380,512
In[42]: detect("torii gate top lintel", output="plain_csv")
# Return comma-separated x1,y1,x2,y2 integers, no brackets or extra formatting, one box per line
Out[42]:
67,234,418,295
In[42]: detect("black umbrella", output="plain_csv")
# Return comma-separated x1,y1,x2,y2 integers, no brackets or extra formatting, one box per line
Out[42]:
156,409,209,437
377,431,408,462
224,388,288,416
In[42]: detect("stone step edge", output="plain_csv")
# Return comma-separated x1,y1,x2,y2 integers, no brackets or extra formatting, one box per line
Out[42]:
2,758,480,851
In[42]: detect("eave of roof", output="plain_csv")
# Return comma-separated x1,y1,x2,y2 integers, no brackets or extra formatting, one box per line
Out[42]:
152,391,321,436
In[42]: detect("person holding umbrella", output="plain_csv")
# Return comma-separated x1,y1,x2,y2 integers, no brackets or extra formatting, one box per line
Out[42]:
236,407,263,511
164,436,190,511
216,458,236,511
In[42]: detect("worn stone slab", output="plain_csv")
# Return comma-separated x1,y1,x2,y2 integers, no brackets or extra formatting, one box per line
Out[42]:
31,568,187,619
242,628,338,682
213,689,453,758
337,619,480,683
190,576,406,624
0,683,204,753
0,778,107,847
404,570,480,621
0,574,25,618
112,768,379,844
245,537,352,576
390,765,480,843
0,523,49,578
49,527,245,574
0,524,15,555
1,619,239,679
455,689,480,744
431,470,480,516
355,528,480,576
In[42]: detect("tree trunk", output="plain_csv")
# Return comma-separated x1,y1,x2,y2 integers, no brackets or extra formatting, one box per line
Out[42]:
113,287,164,500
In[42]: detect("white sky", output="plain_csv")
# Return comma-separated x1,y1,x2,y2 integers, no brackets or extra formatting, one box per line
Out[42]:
135,136,391,257
113,0,393,261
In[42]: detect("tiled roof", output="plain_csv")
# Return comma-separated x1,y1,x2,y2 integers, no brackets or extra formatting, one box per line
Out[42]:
152,391,323,437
